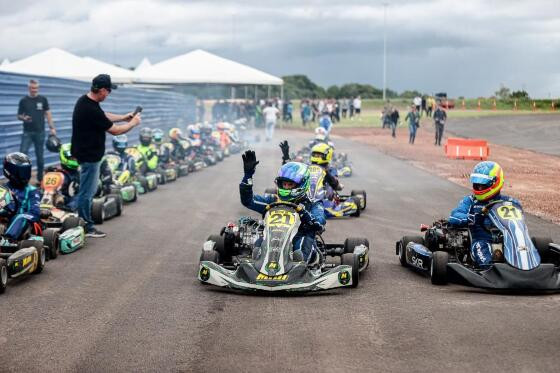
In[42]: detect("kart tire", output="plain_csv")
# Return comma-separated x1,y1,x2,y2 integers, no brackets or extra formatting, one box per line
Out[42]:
139,177,149,192
531,236,553,262
159,173,167,185
430,251,449,285
43,228,59,260
264,187,278,195
108,193,123,217
344,237,369,254
19,240,45,275
0,259,7,294
207,234,232,262
350,190,367,210
399,236,425,267
91,199,105,224
350,197,361,217
200,249,220,264
341,253,360,288
61,215,81,232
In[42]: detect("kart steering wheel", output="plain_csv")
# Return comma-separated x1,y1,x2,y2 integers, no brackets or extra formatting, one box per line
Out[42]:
262,201,303,218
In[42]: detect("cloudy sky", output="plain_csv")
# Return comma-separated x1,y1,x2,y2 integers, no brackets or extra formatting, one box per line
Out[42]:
1,0,559,97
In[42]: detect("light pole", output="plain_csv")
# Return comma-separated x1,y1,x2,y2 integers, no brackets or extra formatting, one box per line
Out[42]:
382,3,388,102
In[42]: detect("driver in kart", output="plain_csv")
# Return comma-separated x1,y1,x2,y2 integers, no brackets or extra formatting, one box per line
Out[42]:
240,150,326,263
44,143,80,211
448,161,520,267
0,153,41,247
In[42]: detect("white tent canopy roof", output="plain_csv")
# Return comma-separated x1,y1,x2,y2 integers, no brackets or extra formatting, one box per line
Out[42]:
135,57,151,71
0,48,134,83
136,49,283,85
0,58,9,67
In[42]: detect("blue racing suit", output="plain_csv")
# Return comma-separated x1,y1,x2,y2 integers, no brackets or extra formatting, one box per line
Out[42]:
319,116,333,134
448,194,520,267
239,175,326,261
0,182,41,240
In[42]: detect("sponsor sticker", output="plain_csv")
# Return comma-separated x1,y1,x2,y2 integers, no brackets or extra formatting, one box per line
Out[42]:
256,273,288,281
338,270,350,285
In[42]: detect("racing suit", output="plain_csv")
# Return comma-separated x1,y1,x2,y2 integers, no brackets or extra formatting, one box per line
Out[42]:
319,115,333,134
0,182,41,241
107,150,137,176
44,166,80,211
239,175,326,261
136,144,159,175
448,194,521,267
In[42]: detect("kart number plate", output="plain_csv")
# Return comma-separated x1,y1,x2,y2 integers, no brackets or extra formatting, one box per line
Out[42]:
42,172,64,190
267,209,296,227
496,206,522,221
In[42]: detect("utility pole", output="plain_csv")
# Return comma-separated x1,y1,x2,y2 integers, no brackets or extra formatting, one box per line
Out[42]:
382,3,388,102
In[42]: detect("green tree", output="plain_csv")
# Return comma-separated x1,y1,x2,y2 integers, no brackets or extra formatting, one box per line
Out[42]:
495,84,511,100
511,90,529,100
281,75,326,99
400,90,422,99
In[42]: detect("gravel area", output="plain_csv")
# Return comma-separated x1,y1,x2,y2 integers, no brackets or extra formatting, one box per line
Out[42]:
332,124,560,224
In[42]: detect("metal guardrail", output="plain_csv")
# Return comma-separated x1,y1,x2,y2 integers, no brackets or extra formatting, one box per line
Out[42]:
0,71,196,170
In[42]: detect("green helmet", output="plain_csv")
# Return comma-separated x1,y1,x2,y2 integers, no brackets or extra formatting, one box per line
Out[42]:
275,162,310,202
60,143,79,170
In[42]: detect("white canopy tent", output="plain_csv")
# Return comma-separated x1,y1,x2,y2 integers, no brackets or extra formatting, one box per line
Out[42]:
0,48,134,83
135,49,283,86
135,57,151,71
0,59,9,67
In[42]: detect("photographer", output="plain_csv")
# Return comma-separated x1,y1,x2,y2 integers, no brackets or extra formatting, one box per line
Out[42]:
71,74,141,238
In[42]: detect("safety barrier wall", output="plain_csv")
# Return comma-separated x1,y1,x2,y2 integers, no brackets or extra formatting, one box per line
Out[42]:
0,71,196,169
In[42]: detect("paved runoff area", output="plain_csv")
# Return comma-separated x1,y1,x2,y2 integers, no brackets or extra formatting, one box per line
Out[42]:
1,130,559,372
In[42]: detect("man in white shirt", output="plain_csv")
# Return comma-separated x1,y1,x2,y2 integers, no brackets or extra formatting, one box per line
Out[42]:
353,96,362,120
413,96,421,113
262,101,280,141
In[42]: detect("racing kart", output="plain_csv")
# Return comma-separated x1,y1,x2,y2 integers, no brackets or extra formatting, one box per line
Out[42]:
39,171,85,257
332,153,352,177
198,201,370,292
104,153,144,198
396,200,560,290
92,184,123,225
0,187,46,294
124,148,159,191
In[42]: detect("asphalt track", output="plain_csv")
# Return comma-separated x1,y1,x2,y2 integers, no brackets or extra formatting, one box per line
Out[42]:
447,114,560,156
1,129,560,373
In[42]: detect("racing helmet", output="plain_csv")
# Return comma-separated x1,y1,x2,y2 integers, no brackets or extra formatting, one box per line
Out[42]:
169,128,183,141
186,124,200,139
275,162,310,202
139,128,153,146
46,134,62,153
310,143,333,165
470,161,504,201
113,134,128,153
59,143,79,170
200,123,213,135
314,127,327,141
3,152,32,188
152,128,164,144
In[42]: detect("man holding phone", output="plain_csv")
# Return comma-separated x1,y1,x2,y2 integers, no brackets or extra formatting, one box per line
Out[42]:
17,79,56,185
71,74,142,237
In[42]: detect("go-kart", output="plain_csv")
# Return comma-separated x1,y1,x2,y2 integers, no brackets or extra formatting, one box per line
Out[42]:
396,199,560,290
124,148,159,191
39,171,85,258
198,201,370,292
92,184,123,224
332,153,352,177
0,187,46,294
104,153,143,197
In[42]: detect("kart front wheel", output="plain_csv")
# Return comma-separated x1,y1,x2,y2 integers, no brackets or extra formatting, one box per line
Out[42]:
350,197,361,217
200,249,220,264
91,199,105,224
351,190,367,210
344,237,369,254
341,253,360,288
531,236,553,262
43,228,59,260
0,259,7,294
61,215,81,232
430,251,449,285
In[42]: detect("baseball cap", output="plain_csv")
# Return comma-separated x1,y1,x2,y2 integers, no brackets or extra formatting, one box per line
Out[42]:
92,74,117,91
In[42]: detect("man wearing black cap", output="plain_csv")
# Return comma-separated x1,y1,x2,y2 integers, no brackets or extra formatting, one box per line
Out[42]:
71,74,141,237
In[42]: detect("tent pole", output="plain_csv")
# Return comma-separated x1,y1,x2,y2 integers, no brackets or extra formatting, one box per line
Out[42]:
267,85,271,99
231,86,235,100
245,86,248,99
281,85,284,101
255,85,258,101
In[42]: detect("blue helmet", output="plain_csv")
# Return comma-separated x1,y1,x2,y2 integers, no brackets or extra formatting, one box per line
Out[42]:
152,128,164,144
113,135,128,153
275,162,310,202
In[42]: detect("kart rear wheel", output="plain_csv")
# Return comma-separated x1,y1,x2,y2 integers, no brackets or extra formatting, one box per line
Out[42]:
341,253,360,288
350,197,361,217
200,249,220,263
91,199,105,224
531,236,553,262
139,177,149,192
0,259,7,294
207,234,233,262
350,190,367,210
43,228,59,260
61,215,81,232
430,251,449,285
344,237,369,254
399,236,425,267
108,194,123,217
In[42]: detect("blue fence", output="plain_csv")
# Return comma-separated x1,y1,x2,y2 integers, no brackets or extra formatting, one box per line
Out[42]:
0,71,196,171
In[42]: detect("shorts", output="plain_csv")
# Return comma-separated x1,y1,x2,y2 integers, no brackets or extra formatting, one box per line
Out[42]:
355,108,361,114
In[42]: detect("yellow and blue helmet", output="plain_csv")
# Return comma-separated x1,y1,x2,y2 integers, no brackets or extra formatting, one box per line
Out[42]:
470,161,504,201
275,162,310,202
310,142,333,165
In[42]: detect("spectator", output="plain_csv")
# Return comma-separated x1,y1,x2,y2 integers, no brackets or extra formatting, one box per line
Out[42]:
17,79,56,185
71,74,141,237
301,100,312,127
353,96,362,120
433,103,447,146
311,100,318,122
382,101,392,129
413,96,421,113
421,96,427,117
334,99,340,123
341,98,349,118
390,107,400,138
262,101,280,141
426,96,434,117
405,105,420,144
349,97,355,119
285,100,293,124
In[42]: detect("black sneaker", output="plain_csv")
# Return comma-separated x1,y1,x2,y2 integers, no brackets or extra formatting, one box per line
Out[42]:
86,228,106,238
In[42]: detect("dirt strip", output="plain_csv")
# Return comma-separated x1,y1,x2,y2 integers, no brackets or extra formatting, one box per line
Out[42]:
329,125,560,225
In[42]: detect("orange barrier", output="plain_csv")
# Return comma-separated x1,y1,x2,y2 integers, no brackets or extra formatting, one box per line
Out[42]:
444,138,489,160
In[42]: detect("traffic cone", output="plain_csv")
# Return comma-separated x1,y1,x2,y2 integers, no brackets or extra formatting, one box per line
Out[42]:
492,99,497,110
462,99,466,109
532,101,537,112
513,99,517,111
477,99,481,111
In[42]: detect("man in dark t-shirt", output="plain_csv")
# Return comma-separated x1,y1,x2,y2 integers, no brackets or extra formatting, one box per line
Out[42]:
71,74,141,237
17,79,57,183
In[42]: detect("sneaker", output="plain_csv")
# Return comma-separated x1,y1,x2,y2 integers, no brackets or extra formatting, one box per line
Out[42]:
86,228,106,238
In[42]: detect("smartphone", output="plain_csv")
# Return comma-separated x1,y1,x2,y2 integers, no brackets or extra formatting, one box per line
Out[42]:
132,106,143,116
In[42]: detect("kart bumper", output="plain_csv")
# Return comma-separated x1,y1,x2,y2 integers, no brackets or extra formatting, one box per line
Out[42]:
447,263,560,290
59,226,85,254
198,261,355,292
